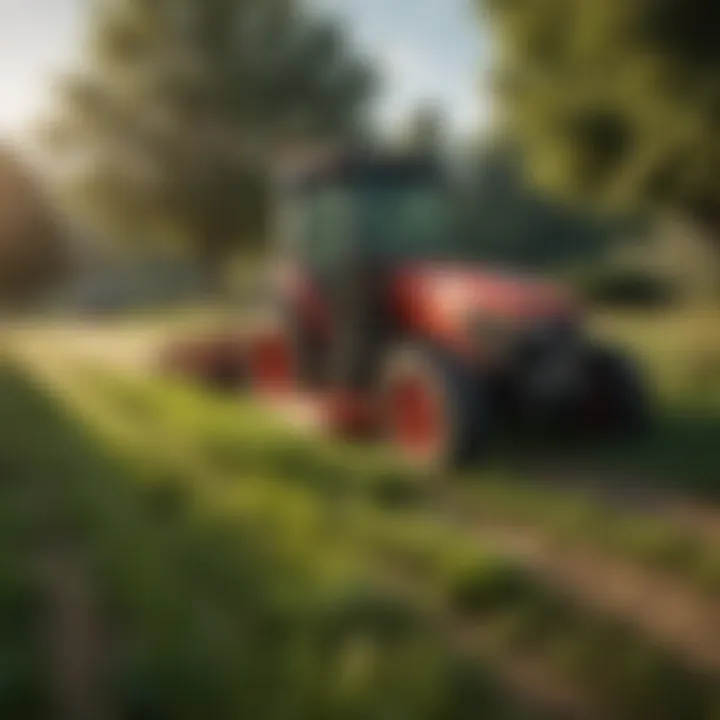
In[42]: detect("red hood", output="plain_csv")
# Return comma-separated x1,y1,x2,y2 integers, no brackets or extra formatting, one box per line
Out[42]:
394,262,576,320
390,263,578,355
389,262,579,357
277,259,578,355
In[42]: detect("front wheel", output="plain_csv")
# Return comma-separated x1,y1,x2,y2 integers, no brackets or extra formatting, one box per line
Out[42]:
379,344,489,471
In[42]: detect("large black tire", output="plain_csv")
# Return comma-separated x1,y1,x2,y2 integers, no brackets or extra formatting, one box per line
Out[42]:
579,346,650,438
379,344,488,471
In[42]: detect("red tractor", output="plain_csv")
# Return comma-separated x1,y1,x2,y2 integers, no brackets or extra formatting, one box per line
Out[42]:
167,152,648,469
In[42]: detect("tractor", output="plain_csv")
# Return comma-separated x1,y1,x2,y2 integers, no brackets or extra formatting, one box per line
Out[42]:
165,152,648,469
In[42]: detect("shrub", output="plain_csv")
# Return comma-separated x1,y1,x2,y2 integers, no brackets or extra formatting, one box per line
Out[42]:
572,266,679,308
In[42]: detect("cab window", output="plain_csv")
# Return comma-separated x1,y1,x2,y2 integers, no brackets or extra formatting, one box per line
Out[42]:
299,187,355,272
358,186,453,260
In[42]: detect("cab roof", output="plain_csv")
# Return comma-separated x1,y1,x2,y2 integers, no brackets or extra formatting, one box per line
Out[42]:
283,151,444,192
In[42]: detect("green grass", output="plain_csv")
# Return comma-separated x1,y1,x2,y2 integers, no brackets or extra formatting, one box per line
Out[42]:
589,307,720,489
457,473,720,595
86,357,720,598
46,360,720,719
0,360,58,719
2,359,531,720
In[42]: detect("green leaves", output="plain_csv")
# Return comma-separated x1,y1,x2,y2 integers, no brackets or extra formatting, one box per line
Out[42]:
481,0,720,235
47,0,375,281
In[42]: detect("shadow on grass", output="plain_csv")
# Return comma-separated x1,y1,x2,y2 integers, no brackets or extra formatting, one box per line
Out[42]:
593,410,720,496
489,406,720,505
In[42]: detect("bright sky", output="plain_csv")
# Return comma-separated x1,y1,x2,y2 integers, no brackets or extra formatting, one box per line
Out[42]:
313,0,491,135
0,0,490,141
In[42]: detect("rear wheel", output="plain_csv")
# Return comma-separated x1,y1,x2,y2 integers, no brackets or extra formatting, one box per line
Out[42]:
579,347,650,437
380,345,488,471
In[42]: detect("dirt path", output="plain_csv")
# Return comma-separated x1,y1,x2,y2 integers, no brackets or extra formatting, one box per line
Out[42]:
516,463,720,547
7,322,162,376
457,515,720,674
452,623,604,720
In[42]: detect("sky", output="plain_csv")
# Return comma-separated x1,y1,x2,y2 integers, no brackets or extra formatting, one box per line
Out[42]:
0,0,490,141
313,0,491,135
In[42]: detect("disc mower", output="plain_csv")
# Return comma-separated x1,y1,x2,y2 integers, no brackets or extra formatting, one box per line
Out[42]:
163,152,649,469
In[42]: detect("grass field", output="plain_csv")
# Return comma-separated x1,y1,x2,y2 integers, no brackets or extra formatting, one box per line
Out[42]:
2,306,720,719
588,307,720,487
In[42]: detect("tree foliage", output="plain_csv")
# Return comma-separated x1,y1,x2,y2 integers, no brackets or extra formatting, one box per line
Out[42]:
0,148,67,305
482,0,720,239
47,0,374,278
463,144,628,269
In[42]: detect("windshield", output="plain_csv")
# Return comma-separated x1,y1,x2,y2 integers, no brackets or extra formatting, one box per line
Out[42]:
359,186,456,260
287,182,478,270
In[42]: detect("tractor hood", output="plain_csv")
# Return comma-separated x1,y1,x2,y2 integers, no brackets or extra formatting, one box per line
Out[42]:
391,262,578,351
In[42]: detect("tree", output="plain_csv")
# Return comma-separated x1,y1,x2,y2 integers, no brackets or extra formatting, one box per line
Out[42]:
0,148,68,305
481,0,720,244
47,0,375,284
463,143,629,269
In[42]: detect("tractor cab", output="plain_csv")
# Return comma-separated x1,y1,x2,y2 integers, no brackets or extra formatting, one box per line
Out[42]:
274,153,579,359
279,154,461,276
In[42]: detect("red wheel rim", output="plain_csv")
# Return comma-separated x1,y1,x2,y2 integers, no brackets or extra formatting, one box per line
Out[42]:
249,333,294,395
388,374,444,461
